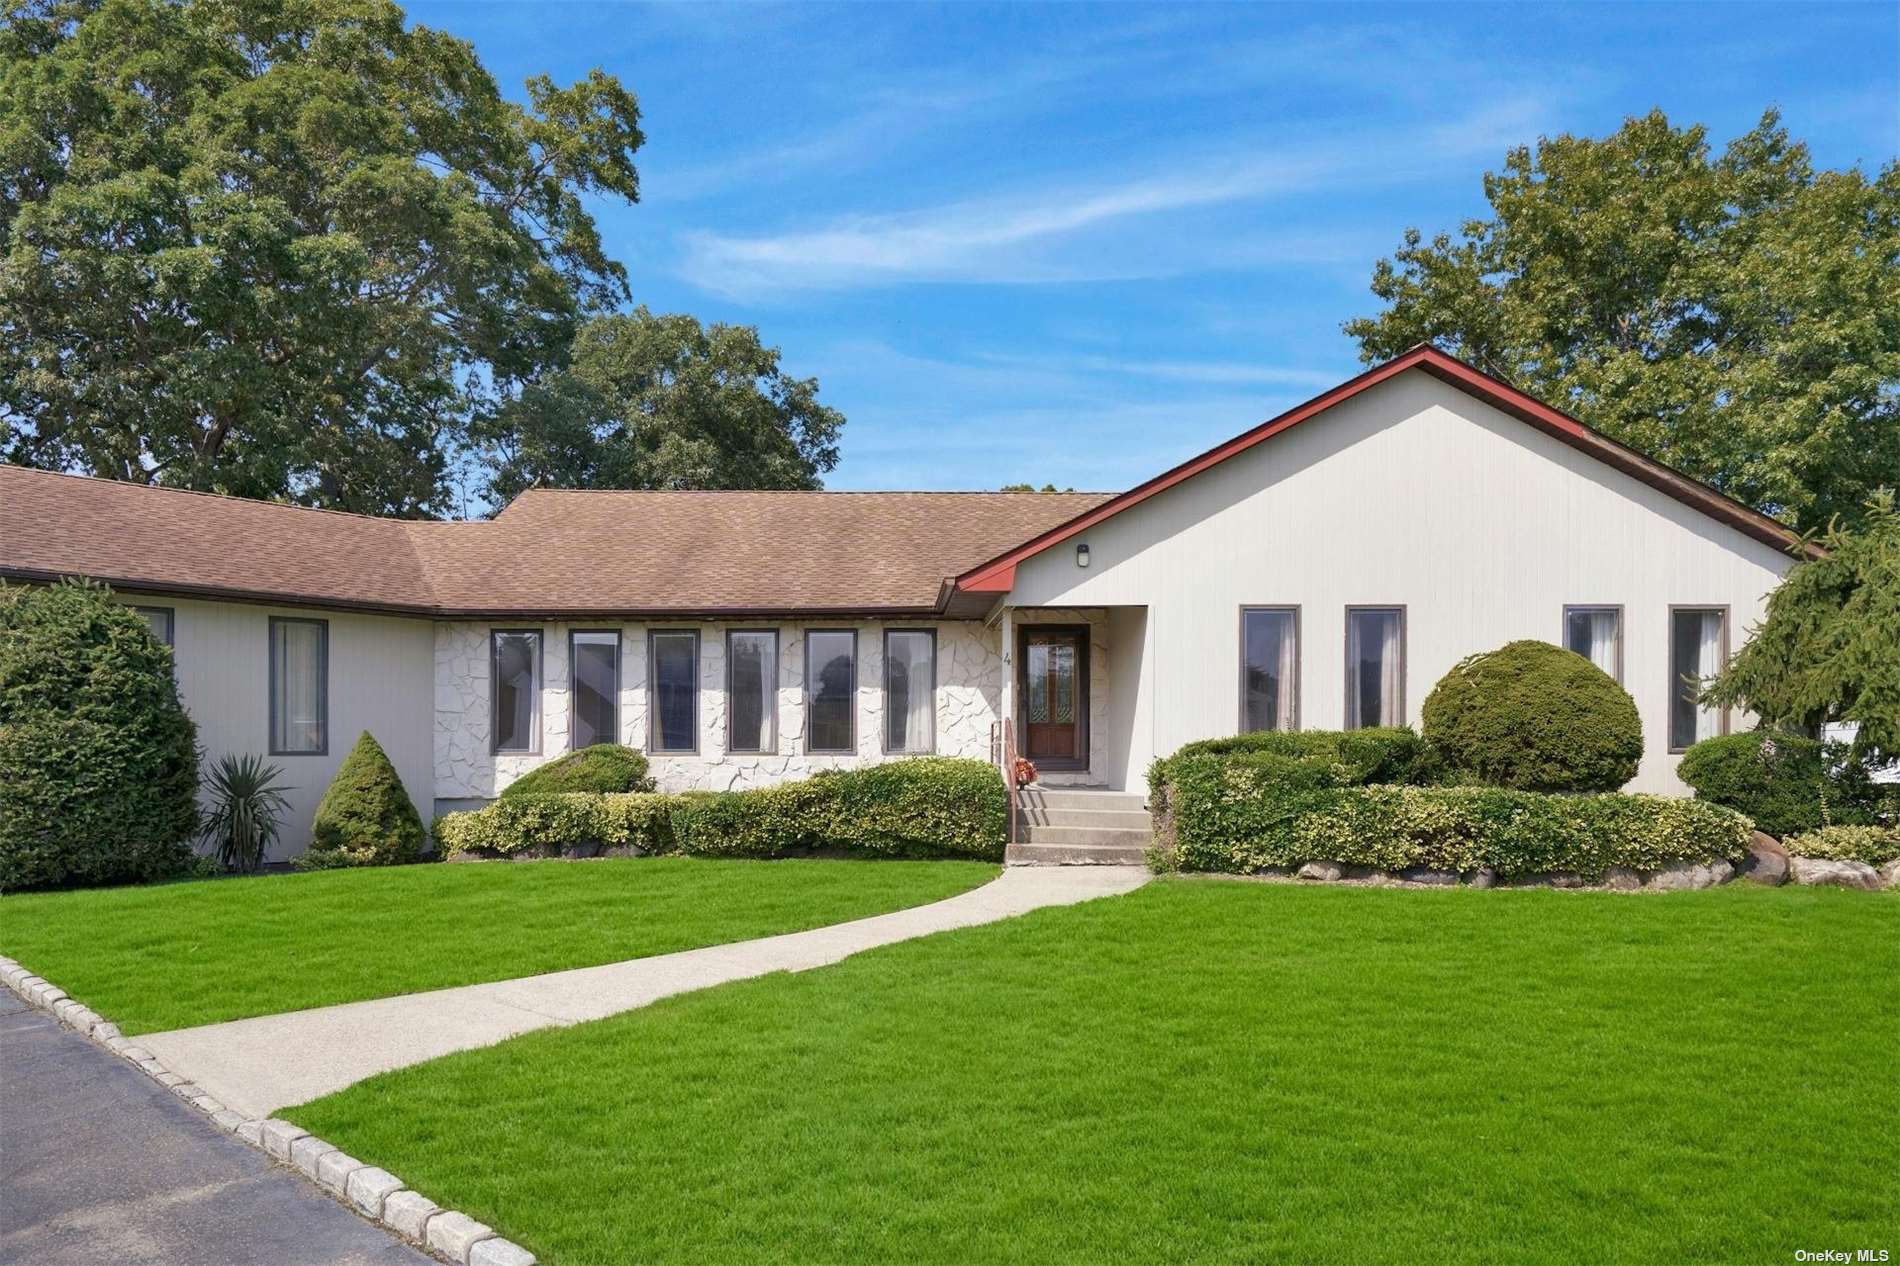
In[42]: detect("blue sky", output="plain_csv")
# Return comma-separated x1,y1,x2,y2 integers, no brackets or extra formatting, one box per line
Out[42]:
411,0,1898,494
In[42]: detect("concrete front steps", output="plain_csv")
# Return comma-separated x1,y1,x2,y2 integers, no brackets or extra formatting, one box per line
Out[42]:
1005,787,1153,866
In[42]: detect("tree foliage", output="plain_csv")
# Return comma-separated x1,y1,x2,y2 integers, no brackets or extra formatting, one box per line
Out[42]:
1704,491,1900,762
476,308,844,504
0,579,200,890
1346,109,1900,532
0,0,642,516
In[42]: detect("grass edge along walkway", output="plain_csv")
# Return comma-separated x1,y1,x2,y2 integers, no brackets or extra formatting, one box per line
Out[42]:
290,879,1899,1266
0,857,1000,1033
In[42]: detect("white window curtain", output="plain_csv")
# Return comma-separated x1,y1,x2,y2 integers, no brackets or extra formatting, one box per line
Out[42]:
492,631,541,753
1565,608,1621,680
728,631,777,753
1671,609,1725,748
885,631,935,753
272,619,326,753
1242,609,1297,732
1346,608,1403,729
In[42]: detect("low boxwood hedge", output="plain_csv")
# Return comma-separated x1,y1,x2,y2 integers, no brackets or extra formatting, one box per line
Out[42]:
1780,824,1900,866
1677,731,1895,837
434,757,1006,863
1149,727,1436,806
1158,753,1751,879
435,792,678,857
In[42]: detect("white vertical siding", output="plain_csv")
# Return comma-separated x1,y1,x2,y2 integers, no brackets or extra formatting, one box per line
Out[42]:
1006,370,1793,794
152,597,434,861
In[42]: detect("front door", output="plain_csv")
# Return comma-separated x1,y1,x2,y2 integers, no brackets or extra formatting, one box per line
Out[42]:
1017,625,1088,771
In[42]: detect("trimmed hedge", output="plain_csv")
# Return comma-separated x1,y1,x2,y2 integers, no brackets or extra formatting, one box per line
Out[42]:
1781,825,1900,866
499,744,654,797
1162,757,1751,879
1678,731,1894,837
1149,727,1436,805
435,757,1007,862
435,792,678,857
1421,641,1643,792
298,732,426,870
0,580,200,891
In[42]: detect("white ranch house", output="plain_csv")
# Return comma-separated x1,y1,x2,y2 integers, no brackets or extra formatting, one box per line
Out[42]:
0,347,1804,860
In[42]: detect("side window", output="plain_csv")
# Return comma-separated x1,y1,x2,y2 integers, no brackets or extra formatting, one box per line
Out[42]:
491,630,542,754
806,630,856,753
649,631,700,754
270,617,328,755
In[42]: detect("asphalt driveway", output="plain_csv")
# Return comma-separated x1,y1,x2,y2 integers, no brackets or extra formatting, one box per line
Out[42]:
0,991,428,1266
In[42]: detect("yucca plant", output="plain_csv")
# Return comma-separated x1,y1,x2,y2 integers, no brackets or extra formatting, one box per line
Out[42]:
199,754,293,875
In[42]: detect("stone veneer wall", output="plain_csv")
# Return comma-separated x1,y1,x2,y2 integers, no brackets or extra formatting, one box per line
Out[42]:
434,619,1006,803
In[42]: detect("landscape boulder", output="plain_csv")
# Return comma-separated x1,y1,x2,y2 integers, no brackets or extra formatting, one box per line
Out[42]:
1788,856,1882,890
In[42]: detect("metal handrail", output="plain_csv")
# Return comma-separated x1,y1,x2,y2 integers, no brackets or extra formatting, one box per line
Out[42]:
996,717,1021,847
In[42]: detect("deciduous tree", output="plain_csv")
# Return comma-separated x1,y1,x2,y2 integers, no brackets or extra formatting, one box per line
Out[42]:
0,0,642,515
1346,109,1900,532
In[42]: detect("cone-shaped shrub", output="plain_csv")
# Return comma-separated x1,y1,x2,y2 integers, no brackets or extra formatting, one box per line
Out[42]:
1422,640,1642,792
301,731,424,869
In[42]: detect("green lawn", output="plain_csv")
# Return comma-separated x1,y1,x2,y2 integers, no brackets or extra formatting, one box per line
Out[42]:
0,858,997,1033
290,880,1898,1266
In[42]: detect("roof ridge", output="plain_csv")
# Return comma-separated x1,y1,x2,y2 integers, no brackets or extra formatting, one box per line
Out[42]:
0,464,438,526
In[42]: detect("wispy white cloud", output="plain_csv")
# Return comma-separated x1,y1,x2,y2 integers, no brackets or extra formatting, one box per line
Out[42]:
674,97,1549,298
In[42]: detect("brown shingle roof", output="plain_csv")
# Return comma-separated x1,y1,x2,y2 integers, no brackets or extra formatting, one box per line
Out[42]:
0,467,1110,616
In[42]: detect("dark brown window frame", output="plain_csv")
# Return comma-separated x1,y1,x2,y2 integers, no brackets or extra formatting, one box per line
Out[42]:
1014,622,1091,772
804,628,859,755
568,629,622,751
269,615,329,757
647,628,702,755
134,605,175,647
490,628,544,756
1237,605,1301,733
725,628,781,755
1343,605,1406,730
882,627,938,754
1667,604,1731,753
1561,604,1626,683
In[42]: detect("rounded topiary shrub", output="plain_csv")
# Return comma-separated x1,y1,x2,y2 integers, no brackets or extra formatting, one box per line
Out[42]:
0,579,200,890
499,743,654,797
299,731,424,869
1422,640,1642,792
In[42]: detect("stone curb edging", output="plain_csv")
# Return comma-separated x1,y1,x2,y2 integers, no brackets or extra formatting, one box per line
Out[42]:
0,957,536,1266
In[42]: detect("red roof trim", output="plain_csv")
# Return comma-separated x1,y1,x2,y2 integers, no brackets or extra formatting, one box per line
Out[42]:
953,345,1809,591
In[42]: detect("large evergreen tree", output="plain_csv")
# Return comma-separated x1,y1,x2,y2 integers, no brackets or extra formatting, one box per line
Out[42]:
0,0,642,516
1346,110,1900,532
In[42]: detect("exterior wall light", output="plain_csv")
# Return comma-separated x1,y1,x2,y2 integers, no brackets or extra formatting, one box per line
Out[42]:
1076,543,1091,568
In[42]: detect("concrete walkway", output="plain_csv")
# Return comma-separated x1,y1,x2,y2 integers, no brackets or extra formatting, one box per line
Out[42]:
0,991,429,1266
143,864,1150,1120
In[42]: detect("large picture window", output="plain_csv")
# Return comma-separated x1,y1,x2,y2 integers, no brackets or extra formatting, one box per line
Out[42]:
491,630,541,754
883,629,935,753
1669,607,1728,751
1564,606,1623,682
570,631,620,750
649,630,700,754
1240,607,1298,732
270,617,328,755
1344,607,1404,729
727,630,778,754
806,629,857,754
